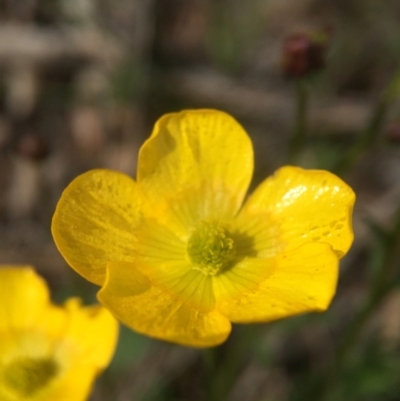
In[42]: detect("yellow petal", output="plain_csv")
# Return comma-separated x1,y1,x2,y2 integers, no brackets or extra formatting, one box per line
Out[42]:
236,166,355,258
0,268,117,401
98,262,231,347
137,110,253,237
42,366,96,401
47,301,119,401
0,333,63,401
0,267,65,334
132,217,187,267
7,362,99,401
215,242,338,322
52,169,142,285
55,298,119,370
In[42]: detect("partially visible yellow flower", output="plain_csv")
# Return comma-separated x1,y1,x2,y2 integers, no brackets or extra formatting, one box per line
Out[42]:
0,266,118,401
52,109,355,348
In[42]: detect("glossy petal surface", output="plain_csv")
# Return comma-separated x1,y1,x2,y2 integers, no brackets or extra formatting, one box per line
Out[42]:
51,109,356,348
98,262,231,347
138,110,253,237
52,169,142,285
215,243,338,322
237,166,355,258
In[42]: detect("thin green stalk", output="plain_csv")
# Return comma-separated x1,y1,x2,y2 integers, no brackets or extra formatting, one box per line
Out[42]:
203,347,219,401
334,67,400,175
312,203,400,401
288,79,309,163
334,205,400,363
202,326,262,401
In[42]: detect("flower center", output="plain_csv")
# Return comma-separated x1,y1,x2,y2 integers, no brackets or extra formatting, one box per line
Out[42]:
187,220,236,276
3,357,58,397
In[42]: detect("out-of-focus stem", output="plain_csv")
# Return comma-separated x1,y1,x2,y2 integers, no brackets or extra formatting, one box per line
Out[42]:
203,347,219,401
203,326,262,401
313,203,400,401
288,79,309,163
334,68,400,175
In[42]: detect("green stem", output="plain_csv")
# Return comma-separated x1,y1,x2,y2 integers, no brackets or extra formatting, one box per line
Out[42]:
313,203,400,401
334,67,400,175
202,326,262,401
203,347,220,401
336,206,400,359
288,79,309,163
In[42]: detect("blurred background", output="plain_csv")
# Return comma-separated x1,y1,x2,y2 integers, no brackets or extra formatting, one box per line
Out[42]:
1,0,400,400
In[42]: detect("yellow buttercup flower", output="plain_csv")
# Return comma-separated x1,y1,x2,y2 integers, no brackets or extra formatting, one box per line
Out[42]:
52,109,355,348
0,266,118,401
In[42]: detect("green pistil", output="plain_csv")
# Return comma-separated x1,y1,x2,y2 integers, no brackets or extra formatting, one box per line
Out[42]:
187,220,236,276
3,357,58,397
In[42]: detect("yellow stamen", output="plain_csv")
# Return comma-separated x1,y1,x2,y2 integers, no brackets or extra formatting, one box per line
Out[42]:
187,220,236,276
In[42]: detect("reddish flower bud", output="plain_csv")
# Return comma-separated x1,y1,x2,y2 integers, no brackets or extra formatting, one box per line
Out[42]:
282,31,329,78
